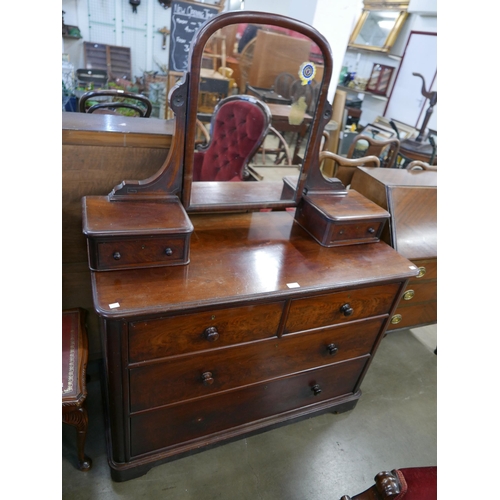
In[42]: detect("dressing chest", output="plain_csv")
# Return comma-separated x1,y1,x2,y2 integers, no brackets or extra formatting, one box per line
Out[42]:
82,11,419,481
350,167,437,331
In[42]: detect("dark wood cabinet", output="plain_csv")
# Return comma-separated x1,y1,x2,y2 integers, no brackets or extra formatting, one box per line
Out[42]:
350,167,437,331
93,211,416,481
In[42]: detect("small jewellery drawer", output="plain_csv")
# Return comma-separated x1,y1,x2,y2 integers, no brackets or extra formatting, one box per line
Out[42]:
128,302,285,362
284,283,400,334
130,356,368,457
328,221,384,246
92,235,189,270
129,317,383,412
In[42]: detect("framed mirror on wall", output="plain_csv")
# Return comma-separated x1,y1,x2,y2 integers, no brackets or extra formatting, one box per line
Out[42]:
348,1,409,53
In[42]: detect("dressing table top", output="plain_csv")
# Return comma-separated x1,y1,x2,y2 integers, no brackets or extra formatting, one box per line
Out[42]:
91,211,417,319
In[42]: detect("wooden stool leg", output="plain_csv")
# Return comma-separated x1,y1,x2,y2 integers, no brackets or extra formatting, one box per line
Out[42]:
63,405,92,471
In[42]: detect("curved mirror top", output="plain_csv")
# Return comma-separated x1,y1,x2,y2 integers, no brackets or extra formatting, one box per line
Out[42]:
185,18,328,211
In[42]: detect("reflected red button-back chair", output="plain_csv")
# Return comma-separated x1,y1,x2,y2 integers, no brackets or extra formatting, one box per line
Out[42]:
193,95,271,182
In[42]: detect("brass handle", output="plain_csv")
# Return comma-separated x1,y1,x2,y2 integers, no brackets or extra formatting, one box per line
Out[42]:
403,290,415,301
391,314,402,325
113,252,121,260
311,384,322,396
327,343,338,356
204,326,220,342
201,372,214,386
340,303,354,317
164,248,173,256
416,266,426,278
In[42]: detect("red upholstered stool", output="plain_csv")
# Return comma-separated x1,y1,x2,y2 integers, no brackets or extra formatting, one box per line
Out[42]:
62,308,92,471
340,466,437,499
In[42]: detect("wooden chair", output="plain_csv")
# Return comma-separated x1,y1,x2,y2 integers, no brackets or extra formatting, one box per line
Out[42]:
62,308,92,471
319,150,380,188
78,89,152,117
340,466,437,499
347,134,400,169
193,95,271,181
273,72,295,100
407,160,437,171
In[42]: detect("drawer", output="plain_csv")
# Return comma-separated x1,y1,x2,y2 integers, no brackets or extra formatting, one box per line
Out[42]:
129,317,384,412
398,281,437,305
388,302,437,331
129,302,285,362
328,221,385,246
284,283,400,334
92,235,190,270
130,356,368,457
410,259,437,282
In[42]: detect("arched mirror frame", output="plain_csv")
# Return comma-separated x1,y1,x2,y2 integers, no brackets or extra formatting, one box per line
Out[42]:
182,10,334,213
107,11,336,209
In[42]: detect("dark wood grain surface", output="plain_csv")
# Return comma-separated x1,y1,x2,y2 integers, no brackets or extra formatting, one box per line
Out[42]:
91,211,417,318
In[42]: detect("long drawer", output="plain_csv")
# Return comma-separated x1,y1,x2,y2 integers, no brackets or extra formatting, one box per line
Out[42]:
284,283,400,334
129,317,384,412
129,302,285,362
130,356,368,457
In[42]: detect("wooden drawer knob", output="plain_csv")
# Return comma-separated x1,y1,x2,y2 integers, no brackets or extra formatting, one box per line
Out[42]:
340,303,354,317
367,227,375,234
113,252,121,260
164,248,173,256
201,372,214,385
327,343,339,355
311,384,322,396
204,326,220,342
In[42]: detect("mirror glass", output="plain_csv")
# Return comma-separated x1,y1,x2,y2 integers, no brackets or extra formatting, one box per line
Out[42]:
353,11,399,48
188,21,325,209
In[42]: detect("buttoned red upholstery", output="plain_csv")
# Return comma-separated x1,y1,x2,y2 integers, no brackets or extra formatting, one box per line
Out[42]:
395,466,437,499
193,99,269,182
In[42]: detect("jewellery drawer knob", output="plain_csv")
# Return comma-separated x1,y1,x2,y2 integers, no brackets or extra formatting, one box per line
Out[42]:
164,248,173,256
391,314,402,325
416,267,426,278
340,303,354,317
201,372,214,385
204,326,220,342
403,290,415,301
113,252,121,260
327,343,339,356
367,227,375,234
311,384,322,396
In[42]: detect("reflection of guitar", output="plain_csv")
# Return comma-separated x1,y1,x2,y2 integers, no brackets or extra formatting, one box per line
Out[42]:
413,72,437,142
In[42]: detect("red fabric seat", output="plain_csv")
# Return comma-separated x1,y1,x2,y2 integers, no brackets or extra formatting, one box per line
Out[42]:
193,96,270,182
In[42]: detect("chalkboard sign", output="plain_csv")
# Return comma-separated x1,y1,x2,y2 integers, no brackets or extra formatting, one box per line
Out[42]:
169,1,219,72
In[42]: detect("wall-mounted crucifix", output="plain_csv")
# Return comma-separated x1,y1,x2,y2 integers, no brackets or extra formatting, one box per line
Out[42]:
158,27,170,50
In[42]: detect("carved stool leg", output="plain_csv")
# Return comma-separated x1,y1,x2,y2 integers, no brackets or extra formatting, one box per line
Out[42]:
63,405,92,471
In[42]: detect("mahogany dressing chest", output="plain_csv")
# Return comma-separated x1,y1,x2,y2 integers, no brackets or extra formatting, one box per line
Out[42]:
82,11,418,481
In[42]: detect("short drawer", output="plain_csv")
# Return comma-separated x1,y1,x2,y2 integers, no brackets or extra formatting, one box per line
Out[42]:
129,317,384,412
388,302,437,331
129,302,285,362
130,356,368,457
398,281,437,305
410,259,437,282
329,221,385,246
284,283,401,334
92,235,189,270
